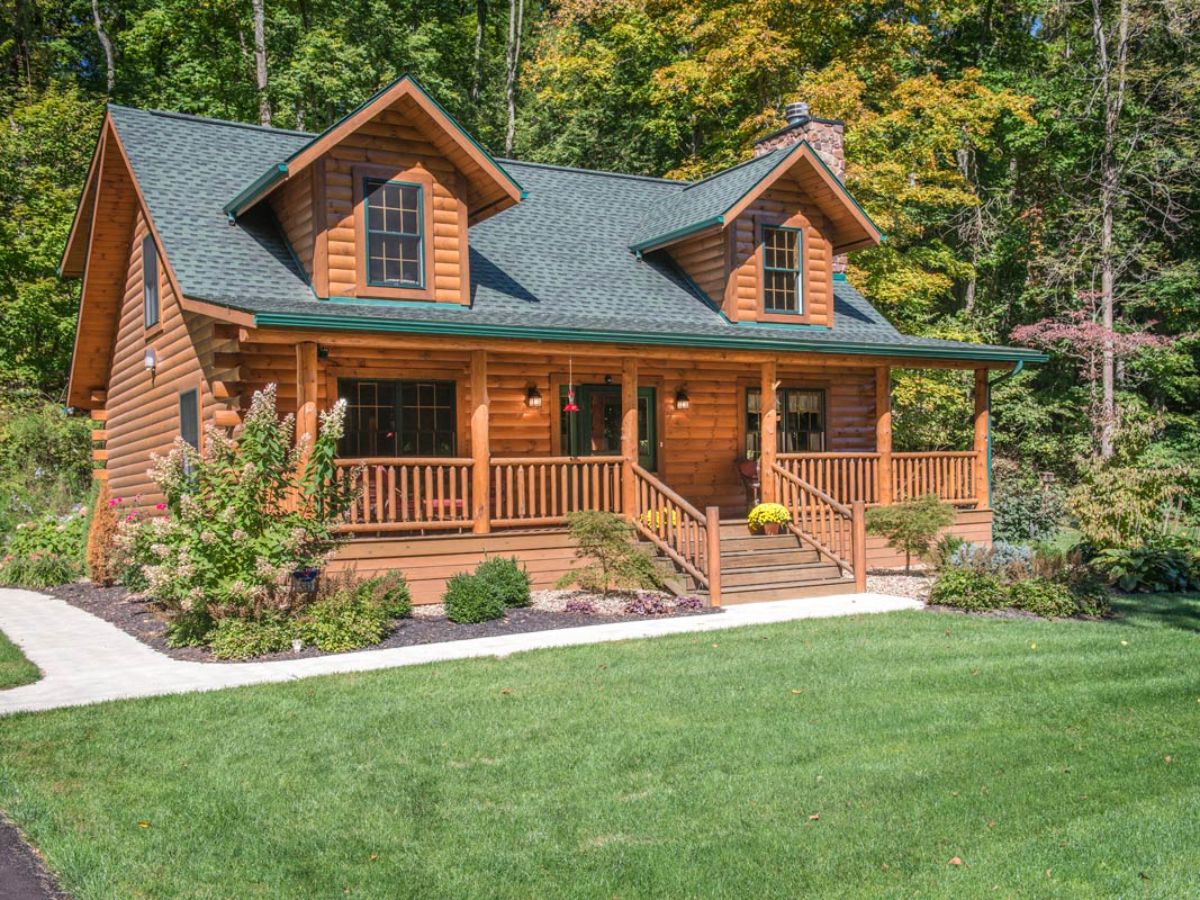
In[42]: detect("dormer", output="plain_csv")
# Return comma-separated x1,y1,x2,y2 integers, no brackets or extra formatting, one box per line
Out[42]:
224,75,524,305
631,103,880,327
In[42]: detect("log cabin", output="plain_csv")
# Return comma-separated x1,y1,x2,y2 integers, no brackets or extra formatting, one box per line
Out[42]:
61,75,1045,605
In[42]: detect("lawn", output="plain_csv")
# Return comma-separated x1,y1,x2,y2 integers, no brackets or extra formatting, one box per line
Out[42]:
0,628,38,690
0,596,1197,898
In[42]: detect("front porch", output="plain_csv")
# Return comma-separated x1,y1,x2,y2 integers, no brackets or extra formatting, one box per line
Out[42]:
277,332,997,603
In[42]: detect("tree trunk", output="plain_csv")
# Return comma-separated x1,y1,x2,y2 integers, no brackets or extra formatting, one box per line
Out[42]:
92,0,115,94
1091,0,1129,459
471,0,487,104
504,0,523,155
252,0,271,126
956,140,983,316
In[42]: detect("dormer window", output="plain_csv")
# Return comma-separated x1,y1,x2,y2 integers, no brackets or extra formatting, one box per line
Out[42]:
364,178,424,288
762,225,803,314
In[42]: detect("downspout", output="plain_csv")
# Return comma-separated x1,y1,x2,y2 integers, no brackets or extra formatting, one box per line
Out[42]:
986,360,1025,508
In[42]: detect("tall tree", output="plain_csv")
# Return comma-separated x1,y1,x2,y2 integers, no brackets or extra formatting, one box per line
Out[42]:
92,0,116,94
504,0,524,154
252,0,271,125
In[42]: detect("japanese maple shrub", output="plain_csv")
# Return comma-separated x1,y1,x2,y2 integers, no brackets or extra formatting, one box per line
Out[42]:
556,511,663,598
117,385,356,645
865,494,956,573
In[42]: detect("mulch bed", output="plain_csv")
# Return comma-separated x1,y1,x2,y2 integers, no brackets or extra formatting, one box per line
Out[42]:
0,816,67,900
46,582,718,664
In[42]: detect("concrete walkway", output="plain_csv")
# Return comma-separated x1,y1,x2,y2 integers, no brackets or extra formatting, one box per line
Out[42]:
0,588,921,715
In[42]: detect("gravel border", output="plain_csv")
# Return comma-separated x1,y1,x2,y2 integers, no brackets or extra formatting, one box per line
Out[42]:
46,582,718,664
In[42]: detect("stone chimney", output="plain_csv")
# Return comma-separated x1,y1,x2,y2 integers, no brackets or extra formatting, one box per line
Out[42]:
753,101,848,271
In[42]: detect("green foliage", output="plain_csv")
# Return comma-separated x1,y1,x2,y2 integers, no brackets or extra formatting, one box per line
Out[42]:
866,495,956,573
556,512,663,598
1069,460,1197,550
1007,578,1078,619
0,506,88,587
297,594,392,653
443,573,506,624
1090,543,1200,594
116,386,355,621
747,503,790,530
475,556,531,608
208,617,294,660
928,569,1006,611
356,572,413,619
0,387,93,539
991,462,1066,544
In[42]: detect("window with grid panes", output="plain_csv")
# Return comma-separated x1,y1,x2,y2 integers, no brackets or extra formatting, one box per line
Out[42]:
363,179,423,288
338,380,456,457
761,225,803,314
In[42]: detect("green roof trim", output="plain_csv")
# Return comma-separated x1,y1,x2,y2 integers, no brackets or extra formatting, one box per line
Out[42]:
223,74,523,219
252,310,1049,364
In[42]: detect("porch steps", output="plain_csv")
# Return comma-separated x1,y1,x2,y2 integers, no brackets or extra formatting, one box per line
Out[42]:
646,519,857,604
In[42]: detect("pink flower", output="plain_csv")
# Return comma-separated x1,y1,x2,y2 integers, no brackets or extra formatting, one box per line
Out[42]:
155,503,167,511
125,514,138,523
108,499,119,507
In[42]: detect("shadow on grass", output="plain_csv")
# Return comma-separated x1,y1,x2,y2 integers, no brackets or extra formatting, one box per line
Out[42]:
1107,592,1200,634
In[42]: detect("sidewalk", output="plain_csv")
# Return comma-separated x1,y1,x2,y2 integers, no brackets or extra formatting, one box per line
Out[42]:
0,588,921,715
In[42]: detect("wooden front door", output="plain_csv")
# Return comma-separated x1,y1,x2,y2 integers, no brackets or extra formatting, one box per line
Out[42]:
561,384,657,470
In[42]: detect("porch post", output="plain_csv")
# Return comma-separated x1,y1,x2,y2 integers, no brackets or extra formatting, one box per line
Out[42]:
759,359,777,503
295,341,319,459
875,366,893,505
621,357,638,519
471,350,491,533
973,367,989,510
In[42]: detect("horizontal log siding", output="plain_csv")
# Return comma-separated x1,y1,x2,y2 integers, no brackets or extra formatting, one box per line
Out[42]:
866,508,993,569
671,229,727,311
728,176,834,325
269,171,314,280
105,210,216,507
322,105,469,304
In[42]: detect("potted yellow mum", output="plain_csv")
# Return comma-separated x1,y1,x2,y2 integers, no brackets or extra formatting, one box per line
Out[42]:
747,502,790,536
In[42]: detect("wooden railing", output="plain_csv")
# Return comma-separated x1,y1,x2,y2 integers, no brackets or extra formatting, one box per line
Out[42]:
892,452,979,505
778,451,982,507
336,458,475,533
489,456,624,527
771,463,866,591
632,463,720,603
777,452,881,506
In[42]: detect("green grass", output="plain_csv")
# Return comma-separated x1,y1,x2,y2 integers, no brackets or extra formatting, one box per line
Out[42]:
1,597,1198,898
0,628,38,690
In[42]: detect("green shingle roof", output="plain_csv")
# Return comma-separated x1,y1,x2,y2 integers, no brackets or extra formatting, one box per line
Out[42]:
103,104,1044,365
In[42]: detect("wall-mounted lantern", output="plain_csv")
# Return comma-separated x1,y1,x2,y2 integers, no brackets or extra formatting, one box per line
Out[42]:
525,385,543,409
674,388,690,410
144,347,158,384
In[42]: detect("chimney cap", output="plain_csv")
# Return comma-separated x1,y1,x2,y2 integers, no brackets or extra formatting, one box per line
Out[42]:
785,101,810,126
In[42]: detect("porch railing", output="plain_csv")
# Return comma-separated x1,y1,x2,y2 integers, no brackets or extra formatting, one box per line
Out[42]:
490,456,624,527
771,463,867,591
777,451,982,508
892,452,978,505
633,463,721,604
336,458,475,533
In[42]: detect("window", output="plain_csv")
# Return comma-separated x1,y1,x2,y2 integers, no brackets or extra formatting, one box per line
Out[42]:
745,387,825,456
143,235,160,328
179,389,199,449
363,179,423,288
761,226,803,314
339,380,456,457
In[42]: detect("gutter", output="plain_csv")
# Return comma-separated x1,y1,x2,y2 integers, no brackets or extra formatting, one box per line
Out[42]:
224,162,288,220
251,311,1050,366
985,359,1027,507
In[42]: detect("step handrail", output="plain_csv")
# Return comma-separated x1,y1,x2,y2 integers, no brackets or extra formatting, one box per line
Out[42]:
631,464,719,602
771,463,867,591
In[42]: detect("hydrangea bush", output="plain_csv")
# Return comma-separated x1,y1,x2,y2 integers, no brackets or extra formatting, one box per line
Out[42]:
115,385,358,642
0,504,89,587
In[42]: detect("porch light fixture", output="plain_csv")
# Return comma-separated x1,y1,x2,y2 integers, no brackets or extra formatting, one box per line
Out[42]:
143,347,158,384
674,388,690,410
525,385,543,408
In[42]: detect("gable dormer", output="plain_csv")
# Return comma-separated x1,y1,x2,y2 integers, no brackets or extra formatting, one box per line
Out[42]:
633,103,880,327
226,76,523,305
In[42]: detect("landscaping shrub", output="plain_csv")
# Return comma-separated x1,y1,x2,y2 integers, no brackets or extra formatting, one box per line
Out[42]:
444,572,506,623
0,505,88,587
297,594,392,653
119,386,356,622
86,480,118,585
113,506,159,592
1007,578,1078,618
556,511,663,597
949,540,1034,579
991,461,1065,544
563,598,596,615
623,592,673,615
208,617,294,659
930,534,968,570
475,556,531,607
1069,460,1195,549
674,595,705,611
866,494,956,572
928,569,1007,611
1089,541,1200,593
355,572,413,619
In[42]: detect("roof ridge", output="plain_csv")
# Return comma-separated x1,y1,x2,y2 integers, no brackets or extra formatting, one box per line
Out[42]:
681,148,781,191
497,157,687,186
109,105,316,138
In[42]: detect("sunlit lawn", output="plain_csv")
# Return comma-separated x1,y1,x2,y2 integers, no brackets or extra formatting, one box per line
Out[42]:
0,628,38,690
0,594,1197,898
